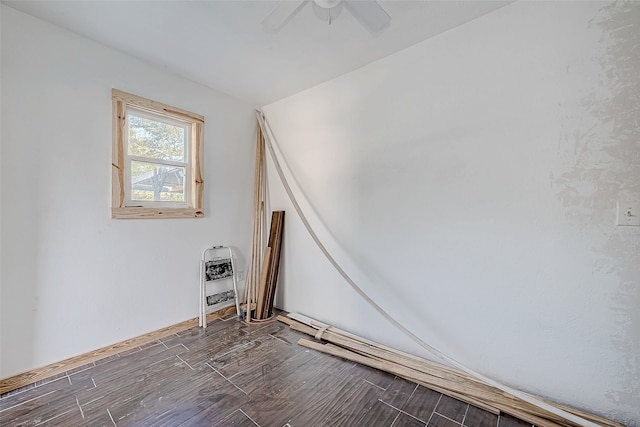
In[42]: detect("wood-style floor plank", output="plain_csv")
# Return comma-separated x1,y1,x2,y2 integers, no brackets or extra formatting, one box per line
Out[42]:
269,360,366,426
402,384,443,422
1,386,80,426
226,345,318,397
429,413,463,427
356,399,402,425
381,376,419,409
465,404,499,426
394,412,428,427
238,354,349,425
0,314,544,427
352,362,396,390
434,394,469,423
133,372,247,427
82,409,119,427
0,377,69,411
209,335,295,379
211,409,258,427
318,378,387,427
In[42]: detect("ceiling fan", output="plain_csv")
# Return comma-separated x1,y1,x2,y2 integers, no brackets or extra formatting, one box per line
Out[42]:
262,0,391,34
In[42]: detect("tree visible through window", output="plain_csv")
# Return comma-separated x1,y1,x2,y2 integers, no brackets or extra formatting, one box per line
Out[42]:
112,89,204,219
128,110,188,203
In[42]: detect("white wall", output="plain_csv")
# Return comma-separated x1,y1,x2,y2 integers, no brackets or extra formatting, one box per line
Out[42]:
263,1,639,425
0,6,255,378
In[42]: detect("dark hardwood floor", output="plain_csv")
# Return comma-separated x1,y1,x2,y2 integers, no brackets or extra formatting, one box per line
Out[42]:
0,314,535,427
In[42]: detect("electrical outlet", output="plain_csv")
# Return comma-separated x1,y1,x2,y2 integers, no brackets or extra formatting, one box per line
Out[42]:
617,201,640,226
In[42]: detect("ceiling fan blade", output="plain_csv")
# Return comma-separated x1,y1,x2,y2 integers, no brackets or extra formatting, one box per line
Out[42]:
343,0,390,33
262,0,309,32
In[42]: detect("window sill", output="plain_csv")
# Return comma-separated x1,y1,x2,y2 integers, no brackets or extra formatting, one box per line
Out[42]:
112,207,204,219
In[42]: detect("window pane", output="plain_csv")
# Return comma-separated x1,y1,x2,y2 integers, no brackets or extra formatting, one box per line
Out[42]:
128,113,186,162
130,161,186,202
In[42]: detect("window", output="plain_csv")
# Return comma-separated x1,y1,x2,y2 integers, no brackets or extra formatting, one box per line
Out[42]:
112,89,204,218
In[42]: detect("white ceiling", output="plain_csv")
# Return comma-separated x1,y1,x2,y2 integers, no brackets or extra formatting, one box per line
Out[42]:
3,0,512,106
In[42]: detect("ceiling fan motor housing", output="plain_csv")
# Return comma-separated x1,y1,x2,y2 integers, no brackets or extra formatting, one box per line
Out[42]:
314,0,343,9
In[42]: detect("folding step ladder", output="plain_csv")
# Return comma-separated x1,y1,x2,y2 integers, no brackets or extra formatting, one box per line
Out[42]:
199,245,240,328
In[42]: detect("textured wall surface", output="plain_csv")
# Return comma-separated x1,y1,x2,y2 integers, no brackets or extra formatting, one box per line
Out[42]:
263,1,639,424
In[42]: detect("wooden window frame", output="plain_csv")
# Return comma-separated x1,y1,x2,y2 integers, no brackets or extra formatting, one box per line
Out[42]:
112,89,204,219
